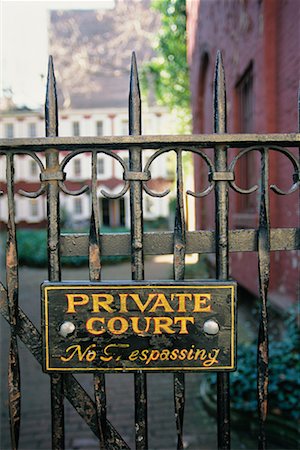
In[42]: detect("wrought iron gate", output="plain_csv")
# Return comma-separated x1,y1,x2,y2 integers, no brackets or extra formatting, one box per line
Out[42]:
0,51,299,450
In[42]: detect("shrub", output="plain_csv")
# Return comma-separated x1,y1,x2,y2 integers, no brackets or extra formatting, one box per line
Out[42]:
207,307,300,421
16,228,129,267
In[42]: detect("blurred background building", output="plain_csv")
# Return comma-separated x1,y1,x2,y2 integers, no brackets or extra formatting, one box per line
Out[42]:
0,1,178,229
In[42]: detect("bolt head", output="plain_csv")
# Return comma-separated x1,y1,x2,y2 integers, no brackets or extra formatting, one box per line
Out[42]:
59,321,75,338
203,319,219,335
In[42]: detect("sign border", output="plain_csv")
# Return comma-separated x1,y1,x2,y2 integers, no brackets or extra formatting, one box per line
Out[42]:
42,281,236,372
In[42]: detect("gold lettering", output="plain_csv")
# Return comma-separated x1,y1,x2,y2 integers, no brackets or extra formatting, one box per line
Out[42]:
171,293,192,312
203,349,220,367
160,349,170,360
126,293,154,313
60,344,96,362
92,293,114,313
66,293,89,313
169,349,179,360
145,350,160,365
129,350,139,361
194,349,207,360
187,345,195,360
139,349,149,361
153,317,175,334
193,293,211,312
178,349,188,360
174,317,194,334
119,293,129,312
131,316,151,334
86,317,105,335
148,294,174,312
107,317,128,335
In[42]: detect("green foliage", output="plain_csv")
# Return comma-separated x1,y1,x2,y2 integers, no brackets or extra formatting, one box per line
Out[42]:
17,229,48,267
16,228,129,267
144,216,170,231
141,0,191,131
208,308,300,421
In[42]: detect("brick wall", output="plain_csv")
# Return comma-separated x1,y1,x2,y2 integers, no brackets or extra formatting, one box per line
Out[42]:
187,0,299,304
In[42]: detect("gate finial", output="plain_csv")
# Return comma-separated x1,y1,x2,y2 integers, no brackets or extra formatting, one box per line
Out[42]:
214,50,227,134
45,55,58,137
129,51,141,135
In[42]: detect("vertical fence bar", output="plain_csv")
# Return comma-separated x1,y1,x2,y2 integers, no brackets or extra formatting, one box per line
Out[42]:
213,51,230,450
129,52,148,450
45,55,65,450
257,148,270,450
89,150,107,450
173,149,186,450
6,152,21,450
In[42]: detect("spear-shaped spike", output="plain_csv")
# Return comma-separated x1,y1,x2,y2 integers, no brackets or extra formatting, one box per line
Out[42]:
214,50,227,133
129,51,141,136
45,55,58,137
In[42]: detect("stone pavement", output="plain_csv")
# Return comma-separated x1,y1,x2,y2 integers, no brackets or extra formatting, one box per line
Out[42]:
1,258,256,450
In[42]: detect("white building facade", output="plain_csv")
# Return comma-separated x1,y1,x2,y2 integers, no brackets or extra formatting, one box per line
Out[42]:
0,105,175,229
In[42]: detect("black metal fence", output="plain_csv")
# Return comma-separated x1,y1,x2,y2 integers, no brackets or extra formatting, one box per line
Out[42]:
0,51,299,450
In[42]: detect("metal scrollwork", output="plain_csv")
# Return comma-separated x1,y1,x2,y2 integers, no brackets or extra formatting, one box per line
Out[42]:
228,146,261,194
228,145,300,195
268,146,299,195
98,150,129,199
183,148,215,198
59,149,130,199
142,146,215,198
17,152,47,198
59,150,90,196
143,147,172,197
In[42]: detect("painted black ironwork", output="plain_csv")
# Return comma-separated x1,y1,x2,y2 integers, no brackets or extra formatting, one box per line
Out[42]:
45,56,65,450
0,50,299,450
129,52,148,450
214,50,231,450
6,152,20,450
173,149,186,450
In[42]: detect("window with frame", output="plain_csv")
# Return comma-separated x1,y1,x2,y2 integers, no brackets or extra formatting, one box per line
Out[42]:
236,64,257,219
28,123,36,137
74,198,82,215
96,121,103,136
74,159,81,177
5,123,14,138
72,121,80,136
97,158,105,175
30,160,38,176
30,199,39,217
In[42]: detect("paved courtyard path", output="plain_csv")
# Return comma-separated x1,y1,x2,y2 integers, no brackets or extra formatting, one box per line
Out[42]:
1,258,256,450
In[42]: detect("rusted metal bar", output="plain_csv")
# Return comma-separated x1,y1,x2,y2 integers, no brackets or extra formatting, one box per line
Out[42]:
6,152,21,450
89,150,107,450
1,133,300,152
45,55,65,450
173,149,186,450
60,228,300,257
214,50,230,450
257,149,270,450
0,285,129,448
129,52,148,450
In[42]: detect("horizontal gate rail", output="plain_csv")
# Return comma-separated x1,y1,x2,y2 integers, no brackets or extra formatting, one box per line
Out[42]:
60,228,299,256
0,133,299,152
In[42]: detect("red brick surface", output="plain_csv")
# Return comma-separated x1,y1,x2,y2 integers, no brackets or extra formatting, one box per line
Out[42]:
187,0,299,303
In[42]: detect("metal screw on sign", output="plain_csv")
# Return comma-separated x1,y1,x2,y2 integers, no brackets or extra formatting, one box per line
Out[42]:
203,320,219,335
59,321,75,338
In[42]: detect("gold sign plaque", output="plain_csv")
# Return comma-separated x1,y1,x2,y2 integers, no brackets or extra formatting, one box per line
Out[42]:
42,281,236,372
